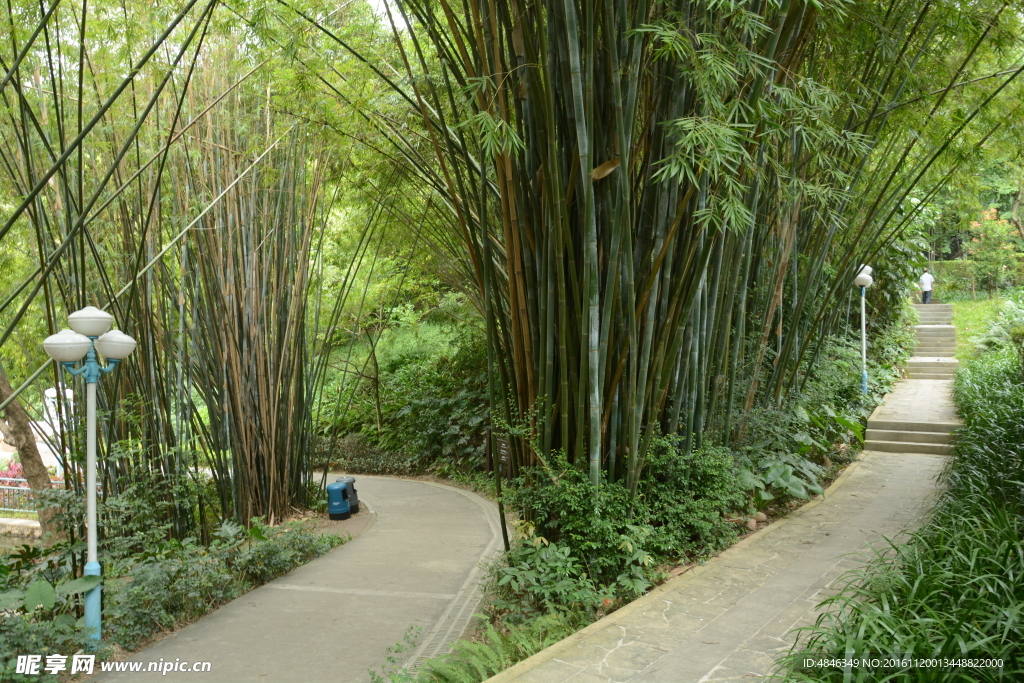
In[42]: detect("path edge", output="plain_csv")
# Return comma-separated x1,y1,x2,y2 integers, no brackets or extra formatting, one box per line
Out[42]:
483,456,866,683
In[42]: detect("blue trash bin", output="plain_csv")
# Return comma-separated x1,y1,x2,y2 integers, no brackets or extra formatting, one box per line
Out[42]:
327,481,351,520
336,476,359,513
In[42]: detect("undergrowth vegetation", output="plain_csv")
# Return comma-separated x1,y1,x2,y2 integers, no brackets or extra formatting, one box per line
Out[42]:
772,349,1024,681
1,517,345,679
367,307,915,683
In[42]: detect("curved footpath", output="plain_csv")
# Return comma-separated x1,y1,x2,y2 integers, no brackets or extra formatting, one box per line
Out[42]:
487,304,959,683
92,476,502,682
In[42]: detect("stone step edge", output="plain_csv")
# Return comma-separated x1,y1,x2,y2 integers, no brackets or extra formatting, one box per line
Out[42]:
863,440,954,454
0,517,41,538
865,429,952,443
866,419,960,433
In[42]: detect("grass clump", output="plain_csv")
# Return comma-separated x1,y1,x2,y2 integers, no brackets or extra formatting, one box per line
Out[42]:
771,350,1024,681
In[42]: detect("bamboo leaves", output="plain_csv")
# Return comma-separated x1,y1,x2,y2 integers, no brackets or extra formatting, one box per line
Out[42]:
267,0,1024,501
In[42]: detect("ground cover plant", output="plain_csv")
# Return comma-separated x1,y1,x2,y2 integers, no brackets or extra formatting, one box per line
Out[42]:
0,516,345,679
771,348,1024,681
952,296,1008,359
365,310,914,683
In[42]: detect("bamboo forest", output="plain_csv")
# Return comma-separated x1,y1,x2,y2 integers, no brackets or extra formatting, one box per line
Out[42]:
1,0,1023,680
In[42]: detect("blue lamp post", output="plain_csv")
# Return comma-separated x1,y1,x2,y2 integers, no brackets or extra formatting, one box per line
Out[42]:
42,307,136,643
854,266,874,394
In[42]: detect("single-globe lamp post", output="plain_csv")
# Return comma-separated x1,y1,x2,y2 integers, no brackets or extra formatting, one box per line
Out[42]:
42,307,136,643
854,266,874,394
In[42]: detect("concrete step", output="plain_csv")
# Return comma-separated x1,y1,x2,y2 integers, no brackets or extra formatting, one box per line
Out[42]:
915,326,956,335
867,419,960,433
905,361,959,369
914,341,956,348
912,304,953,310
865,429,951,444
864,439,953,455
905,372,956,380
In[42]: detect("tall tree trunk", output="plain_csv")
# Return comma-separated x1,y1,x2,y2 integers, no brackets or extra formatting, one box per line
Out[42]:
0,368,58,537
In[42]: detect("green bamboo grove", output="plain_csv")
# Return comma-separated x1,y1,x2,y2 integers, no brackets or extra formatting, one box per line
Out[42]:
293,0,1023,493
0,3,360,530
0,0,1021,533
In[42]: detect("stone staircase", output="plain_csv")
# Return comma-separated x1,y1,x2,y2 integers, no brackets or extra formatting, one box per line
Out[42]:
904,303,958,378
864,417,957,455
863,303,960,456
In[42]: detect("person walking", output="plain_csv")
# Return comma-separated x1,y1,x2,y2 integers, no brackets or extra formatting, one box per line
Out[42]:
919,268,935,303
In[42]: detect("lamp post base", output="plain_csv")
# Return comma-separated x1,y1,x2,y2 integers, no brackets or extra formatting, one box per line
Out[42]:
861,369,869,395
84,561,102,644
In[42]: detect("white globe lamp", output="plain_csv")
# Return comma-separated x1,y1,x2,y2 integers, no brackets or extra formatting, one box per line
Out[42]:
95,330,137,360
68,306,114,337
42,329,93,363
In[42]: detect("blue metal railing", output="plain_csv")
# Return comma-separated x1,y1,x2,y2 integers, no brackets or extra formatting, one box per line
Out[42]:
0,478,64,513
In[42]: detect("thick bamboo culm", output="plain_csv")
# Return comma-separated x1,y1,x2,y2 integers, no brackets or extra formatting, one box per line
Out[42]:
0,2,349,532
294,0,1023,496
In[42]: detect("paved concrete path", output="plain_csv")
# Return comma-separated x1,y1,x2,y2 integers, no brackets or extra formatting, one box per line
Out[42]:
489,384,959,682
94,477,501,682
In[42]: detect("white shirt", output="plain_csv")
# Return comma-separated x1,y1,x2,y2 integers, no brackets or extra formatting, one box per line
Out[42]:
920,273,934,291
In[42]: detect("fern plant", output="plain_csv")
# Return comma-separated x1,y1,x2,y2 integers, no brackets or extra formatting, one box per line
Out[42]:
418,614,577,683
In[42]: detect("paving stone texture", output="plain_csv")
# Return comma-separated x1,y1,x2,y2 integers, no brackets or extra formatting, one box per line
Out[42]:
90,477,502,683
489,345,961,682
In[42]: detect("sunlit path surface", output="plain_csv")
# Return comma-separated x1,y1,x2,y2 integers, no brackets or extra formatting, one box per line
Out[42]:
486,360,962,682
92,477,501,682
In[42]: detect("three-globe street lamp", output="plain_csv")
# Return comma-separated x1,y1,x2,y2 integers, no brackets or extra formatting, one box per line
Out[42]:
854,266,874,394
42,307,136,643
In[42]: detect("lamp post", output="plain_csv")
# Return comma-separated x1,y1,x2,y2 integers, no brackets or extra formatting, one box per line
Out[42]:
42,307,136,643
854,266,874,394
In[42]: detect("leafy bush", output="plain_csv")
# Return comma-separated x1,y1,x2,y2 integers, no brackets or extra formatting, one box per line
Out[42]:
772,350,1024,681
491,528,613,621
233,519,339,584
0,546,103,679
506,458,656,593
507,439,744,595
1009,326,1024,375
1,520,346,659
638,442,744,559
105,539,238,649
321,323,489,476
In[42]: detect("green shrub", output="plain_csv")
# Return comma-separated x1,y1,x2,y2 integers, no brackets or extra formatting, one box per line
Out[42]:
0,615,91,681
321,324,489,476
234,520,339,584
506,455,655,591
975,293,1024,351
105,540,239,649
1,520,346,655
491,532,612,621
508,439,744,591
1009,325,1024,374
638,442,744,559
